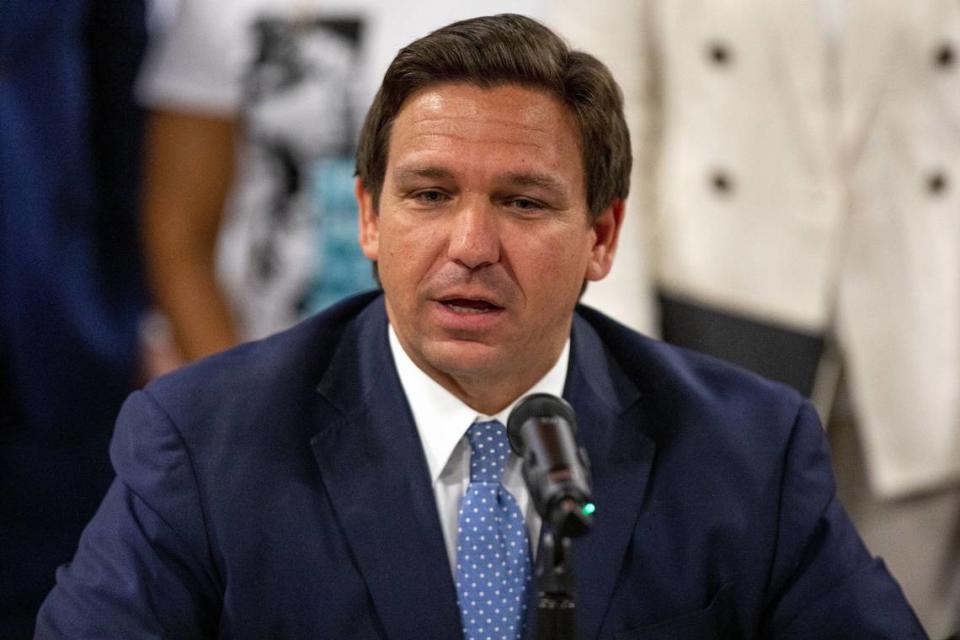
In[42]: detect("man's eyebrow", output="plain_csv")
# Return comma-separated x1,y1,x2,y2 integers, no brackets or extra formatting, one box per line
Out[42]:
392,165,454,183
391,166,571,197
500,171,570,197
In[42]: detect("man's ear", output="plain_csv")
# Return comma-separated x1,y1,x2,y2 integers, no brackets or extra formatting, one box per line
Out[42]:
585,198,625,281
356,178,379,261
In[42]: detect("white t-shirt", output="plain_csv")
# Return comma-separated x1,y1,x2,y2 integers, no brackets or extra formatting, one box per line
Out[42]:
139,0,546,340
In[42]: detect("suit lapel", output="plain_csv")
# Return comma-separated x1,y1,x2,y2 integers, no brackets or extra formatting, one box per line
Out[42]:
542,313,655,640
310,299,462,640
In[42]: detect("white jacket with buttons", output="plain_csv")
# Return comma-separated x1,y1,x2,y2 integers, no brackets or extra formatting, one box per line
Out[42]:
553,0,960,498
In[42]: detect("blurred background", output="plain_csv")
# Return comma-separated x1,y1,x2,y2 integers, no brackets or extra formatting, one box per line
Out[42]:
1,0,957,637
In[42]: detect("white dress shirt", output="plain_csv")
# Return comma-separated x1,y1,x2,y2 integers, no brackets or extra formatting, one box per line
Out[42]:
388,325,570,575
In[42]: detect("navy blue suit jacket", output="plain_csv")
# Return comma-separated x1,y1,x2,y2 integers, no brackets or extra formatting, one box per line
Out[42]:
36,293,925,639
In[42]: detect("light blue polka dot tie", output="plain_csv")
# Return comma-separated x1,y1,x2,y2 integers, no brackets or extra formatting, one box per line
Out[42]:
456,420,532,640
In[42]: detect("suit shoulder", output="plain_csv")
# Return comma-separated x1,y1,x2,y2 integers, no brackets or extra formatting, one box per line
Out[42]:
142,291,382,430
576,304,809,439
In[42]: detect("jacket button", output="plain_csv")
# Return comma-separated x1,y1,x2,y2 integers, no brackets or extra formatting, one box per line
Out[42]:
934,43,955,69
927,171,949,195
706,41,733,67
710,169,735,195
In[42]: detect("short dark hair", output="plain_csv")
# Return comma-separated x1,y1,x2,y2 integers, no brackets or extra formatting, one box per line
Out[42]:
356,13,631,219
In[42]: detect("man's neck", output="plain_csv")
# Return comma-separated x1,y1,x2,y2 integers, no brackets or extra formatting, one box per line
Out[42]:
421,360,558,416
387,326,570,416
439,374,547,416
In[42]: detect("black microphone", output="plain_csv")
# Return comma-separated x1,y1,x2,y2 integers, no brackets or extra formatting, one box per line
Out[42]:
507,393,594,538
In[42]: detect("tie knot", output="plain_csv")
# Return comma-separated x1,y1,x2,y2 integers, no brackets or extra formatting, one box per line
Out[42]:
466,420,511,484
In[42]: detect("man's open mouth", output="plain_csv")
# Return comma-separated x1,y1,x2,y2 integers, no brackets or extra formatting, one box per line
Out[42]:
439,298,504,314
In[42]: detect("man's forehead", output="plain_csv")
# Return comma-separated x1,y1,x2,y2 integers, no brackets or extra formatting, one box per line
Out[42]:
390,82,578,143
383,83,584,191
399,80,567,116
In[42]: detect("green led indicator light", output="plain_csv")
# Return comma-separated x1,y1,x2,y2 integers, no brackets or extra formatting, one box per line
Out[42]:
582,503,596,516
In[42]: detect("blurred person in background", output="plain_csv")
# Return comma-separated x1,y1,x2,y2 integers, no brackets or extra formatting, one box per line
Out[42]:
0,1,148,637
138,0,547,371
552,2,960,637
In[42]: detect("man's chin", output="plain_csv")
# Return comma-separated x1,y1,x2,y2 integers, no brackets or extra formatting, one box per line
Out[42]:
423,340,507,380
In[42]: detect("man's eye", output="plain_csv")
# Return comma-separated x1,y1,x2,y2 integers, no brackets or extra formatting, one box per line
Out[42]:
414,190,448,204
509,198,544,211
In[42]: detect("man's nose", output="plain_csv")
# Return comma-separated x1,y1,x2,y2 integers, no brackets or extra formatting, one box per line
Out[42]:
447,202,501,269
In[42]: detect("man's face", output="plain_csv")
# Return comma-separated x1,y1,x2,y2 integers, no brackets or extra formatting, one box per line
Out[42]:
357,82,621,409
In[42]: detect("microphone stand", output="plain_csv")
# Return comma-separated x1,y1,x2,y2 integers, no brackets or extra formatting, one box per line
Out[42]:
505,394,593,640
536,527,577,640
536,496,592,640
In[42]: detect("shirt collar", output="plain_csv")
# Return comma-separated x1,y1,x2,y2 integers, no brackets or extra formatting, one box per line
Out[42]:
389,325,570,485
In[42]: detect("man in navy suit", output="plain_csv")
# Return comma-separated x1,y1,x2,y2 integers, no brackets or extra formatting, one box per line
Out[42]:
36,14,926,639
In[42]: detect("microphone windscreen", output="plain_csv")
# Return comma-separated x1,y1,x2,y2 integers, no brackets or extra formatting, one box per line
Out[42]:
506,393,577,455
